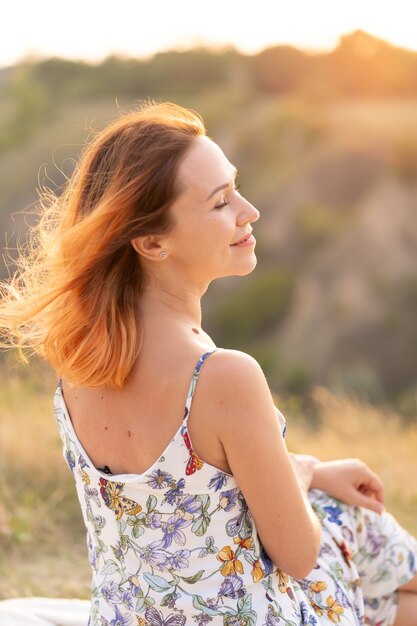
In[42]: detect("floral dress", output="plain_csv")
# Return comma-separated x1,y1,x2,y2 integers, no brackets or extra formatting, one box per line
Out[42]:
54,348,417,626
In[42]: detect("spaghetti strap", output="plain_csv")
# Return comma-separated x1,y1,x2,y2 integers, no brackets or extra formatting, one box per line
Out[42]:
183,348,218,428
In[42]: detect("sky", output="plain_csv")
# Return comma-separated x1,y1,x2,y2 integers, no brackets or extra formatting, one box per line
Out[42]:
3,0,417,68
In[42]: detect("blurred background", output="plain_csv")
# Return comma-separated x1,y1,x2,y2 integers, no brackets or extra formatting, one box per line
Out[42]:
1,0,416,600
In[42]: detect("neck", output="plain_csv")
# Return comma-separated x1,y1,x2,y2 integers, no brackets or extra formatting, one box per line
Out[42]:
138,282,203,330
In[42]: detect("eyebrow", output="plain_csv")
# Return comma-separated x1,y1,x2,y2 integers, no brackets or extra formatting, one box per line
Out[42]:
205,166,238,201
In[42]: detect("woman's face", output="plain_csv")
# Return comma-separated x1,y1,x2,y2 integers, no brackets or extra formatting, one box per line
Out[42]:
165,135,260,284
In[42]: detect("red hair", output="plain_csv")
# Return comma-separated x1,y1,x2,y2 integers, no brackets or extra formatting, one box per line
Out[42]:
0,101,206,388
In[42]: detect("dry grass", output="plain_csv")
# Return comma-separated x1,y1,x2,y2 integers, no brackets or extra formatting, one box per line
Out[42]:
0,362,416,600
283,386,417,535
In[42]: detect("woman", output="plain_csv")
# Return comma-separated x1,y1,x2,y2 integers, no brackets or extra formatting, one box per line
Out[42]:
1,101,416,626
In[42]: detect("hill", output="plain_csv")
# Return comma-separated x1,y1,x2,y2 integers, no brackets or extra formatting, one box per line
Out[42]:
1,34,417,411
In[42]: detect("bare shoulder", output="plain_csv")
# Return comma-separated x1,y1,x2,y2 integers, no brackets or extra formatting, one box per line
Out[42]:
201,347,275,426
206,347,267,387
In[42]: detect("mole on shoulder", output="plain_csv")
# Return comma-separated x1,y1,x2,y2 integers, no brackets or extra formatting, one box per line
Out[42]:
127,430,132,438
104,426,109,431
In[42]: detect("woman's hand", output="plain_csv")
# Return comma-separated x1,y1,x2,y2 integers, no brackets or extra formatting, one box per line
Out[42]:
310,458,385,514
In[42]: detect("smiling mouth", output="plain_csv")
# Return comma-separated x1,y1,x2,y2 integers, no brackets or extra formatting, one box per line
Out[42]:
231,233,252,246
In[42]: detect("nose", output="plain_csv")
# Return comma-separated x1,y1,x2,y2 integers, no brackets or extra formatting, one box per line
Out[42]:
238,196,260,225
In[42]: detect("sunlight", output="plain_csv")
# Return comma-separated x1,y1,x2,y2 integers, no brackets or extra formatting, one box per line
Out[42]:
2,0,416,67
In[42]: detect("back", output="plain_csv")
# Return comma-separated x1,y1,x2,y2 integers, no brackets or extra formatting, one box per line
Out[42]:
54,348,299,625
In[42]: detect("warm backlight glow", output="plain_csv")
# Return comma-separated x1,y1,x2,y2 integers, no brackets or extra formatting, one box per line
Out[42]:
3,0,417,68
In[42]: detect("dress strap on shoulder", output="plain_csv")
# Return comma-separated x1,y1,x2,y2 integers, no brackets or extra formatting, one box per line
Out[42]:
183,349,218,426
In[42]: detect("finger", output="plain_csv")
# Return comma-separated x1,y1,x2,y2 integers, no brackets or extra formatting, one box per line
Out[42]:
358,483,385,504
350,489,385,514
359,470,385,504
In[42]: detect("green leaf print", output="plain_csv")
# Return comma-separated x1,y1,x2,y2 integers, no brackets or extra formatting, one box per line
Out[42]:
143,572,174,592
198,494,210,511
237,594,252,612
329,561,344,580
192,512,211,536
180,569,204,584
189,495,211,535
100,560,120,576
244,611,257,626
146,494,157,512
161,591,180,606
132,522,145,539
143,596,155,610
222,595,257,625
198,535,218,557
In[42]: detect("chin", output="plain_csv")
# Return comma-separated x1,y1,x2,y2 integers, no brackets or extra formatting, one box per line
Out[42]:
235,263,257,277
222,256,258,278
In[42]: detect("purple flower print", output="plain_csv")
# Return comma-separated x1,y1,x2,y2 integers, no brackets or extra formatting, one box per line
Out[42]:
78,453,89,469
175,494,201,519
110,604,132,626
219,574,246,599
65,448,76,472
138,540,167,569
120,590,134,611
169,549,191,569
225,494,253,540
101,581,120,604
161,514,192,548
219,489,238,512
323,505,343,526
164,478,186,505
298,602,310,622
144,512,162,529
87,533,100,571
112,540,126,561
365,520,387,557
146,469,174,490
208,471,229,492
263,605,280,625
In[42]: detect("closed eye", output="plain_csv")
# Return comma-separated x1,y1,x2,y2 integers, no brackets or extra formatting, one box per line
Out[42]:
214,182,241,209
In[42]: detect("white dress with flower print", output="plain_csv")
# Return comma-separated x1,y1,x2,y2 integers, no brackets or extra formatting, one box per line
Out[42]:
54,349,417,626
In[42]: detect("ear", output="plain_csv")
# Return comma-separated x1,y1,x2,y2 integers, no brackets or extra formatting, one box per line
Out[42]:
130,234,168,261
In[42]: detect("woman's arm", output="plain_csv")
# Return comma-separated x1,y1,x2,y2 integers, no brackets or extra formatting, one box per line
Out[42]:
206,350,322,579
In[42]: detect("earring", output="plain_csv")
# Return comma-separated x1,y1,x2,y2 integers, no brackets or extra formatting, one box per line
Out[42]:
159,251,167,258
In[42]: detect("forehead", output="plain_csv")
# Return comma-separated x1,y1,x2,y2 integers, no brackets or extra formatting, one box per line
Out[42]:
176,136,235,198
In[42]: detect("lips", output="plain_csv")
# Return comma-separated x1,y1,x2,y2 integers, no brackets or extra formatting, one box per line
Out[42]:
231,233,252,246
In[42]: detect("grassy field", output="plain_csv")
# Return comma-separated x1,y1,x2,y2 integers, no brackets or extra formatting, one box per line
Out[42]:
0,360,416,600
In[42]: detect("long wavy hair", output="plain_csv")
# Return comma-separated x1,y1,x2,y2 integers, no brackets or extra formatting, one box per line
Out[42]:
0,101,206,388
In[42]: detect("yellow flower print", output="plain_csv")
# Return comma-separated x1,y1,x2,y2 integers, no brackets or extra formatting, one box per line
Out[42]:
251,559,264,582
136,618,146,626
233,536,254,550
310,601,324,616
276,569,290,593
80,469,90,485
310,580,327,593
326,595,344,623
217,546,244,577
